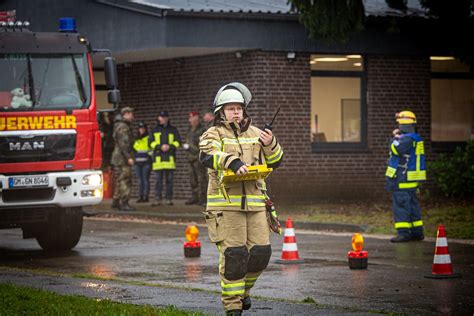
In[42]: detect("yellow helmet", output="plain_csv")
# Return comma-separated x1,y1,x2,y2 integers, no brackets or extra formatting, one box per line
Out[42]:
396,111,417,124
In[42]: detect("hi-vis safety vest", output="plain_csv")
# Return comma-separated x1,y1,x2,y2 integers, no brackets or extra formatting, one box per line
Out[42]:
199,120,284,211
385,133,426,190
149,125,181,170
133,136,151,164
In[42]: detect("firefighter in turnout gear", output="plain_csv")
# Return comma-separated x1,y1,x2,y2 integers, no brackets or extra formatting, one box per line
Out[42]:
199,83,284,315
111,107,135,212
149,111,181,205
386,111,426,242
184,111,207,206
133,121,152,203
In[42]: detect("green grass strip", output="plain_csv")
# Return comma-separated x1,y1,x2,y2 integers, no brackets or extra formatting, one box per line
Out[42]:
0,283,204,316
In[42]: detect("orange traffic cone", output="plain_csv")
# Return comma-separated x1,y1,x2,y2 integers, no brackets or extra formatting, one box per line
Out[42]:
425,224,460,279
275,217,304,264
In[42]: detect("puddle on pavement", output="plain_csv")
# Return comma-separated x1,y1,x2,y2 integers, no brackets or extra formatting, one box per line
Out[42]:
80,281,108,289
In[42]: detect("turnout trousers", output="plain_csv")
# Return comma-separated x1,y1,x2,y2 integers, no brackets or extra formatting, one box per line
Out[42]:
392,190,424,238
204,210,271,311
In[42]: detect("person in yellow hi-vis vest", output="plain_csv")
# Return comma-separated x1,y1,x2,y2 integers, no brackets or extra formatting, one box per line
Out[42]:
148,111,181,206
199,83,284,316
132,121,152,203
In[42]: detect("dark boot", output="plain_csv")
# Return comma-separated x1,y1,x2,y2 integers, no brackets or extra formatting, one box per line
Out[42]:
225,310,242,316
136,197,144,203
242,296,251,310
143,197,149,203
120,200,135,212
390,235,411,243
165,199,173,206
111,199,120,209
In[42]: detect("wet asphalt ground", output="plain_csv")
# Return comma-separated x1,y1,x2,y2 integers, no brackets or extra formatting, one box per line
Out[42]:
1,216,473,315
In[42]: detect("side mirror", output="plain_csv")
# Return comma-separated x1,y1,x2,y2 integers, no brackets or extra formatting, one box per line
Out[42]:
104,56,120,110
107,90,121,104
93,49,121,113
104,57,118,89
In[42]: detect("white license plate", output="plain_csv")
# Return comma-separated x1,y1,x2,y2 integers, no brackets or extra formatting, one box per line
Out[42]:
9,175,49,188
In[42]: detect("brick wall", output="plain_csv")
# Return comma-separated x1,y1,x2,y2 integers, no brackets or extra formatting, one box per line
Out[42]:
116,51,431,201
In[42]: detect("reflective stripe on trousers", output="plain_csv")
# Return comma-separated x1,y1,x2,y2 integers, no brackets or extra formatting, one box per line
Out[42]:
221,281,245,296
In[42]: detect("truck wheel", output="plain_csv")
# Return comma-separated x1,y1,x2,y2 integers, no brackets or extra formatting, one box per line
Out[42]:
36,207,83,251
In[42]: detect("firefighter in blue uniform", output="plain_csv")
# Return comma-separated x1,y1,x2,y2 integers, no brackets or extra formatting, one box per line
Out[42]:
149,111,181,206
386,111,426,242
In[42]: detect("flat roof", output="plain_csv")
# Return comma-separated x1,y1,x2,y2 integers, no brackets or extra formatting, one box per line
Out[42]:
128,0,427,17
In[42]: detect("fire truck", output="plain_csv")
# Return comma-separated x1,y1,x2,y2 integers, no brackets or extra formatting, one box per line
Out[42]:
0,11,120,250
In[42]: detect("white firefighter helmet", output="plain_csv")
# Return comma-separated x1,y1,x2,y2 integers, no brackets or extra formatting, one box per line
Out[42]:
213,82,252,113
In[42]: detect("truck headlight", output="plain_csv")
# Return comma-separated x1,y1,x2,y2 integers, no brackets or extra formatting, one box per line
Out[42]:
82,174,102,186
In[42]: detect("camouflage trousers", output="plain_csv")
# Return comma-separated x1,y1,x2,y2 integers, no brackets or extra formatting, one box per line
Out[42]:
188,159,207,203
113,165,132,201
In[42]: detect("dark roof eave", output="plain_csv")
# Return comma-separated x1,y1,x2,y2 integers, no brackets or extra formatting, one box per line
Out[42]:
165,9,298,21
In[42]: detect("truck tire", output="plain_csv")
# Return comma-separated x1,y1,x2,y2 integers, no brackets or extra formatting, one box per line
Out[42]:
36,207,83,251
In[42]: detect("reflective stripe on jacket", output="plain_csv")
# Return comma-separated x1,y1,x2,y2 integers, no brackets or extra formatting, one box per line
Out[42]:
199,119,283,211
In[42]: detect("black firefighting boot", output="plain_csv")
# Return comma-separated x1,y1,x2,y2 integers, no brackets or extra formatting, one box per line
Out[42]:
111,199,120,209
120,200,135,212
390,235,411,243
225,310,242,316
242,296,251,310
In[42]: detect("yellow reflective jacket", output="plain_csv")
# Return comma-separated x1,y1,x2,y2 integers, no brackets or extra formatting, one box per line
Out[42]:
133,135,151,164
199,119,283,211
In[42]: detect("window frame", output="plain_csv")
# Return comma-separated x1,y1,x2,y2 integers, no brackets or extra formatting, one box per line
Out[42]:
310,57,368,153
430,69,474,152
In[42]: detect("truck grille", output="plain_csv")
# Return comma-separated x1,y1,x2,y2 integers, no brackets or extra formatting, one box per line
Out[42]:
1,188,56,203
0,130,76,163
0,208,48,227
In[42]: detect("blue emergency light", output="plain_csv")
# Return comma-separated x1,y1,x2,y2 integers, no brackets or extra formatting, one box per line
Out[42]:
59,17,76,32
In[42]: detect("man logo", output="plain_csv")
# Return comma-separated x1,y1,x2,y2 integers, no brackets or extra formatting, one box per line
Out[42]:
9,141,45,151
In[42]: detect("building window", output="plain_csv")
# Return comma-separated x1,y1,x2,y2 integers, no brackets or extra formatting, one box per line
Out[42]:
431,57,474,142
310,54,366,150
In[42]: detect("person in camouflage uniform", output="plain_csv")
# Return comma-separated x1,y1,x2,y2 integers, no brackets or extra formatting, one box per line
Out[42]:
183,111,207,206
203,110,215,130
111,107,135,212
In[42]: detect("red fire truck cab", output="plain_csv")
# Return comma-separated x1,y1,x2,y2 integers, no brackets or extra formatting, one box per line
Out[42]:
0,13,120,250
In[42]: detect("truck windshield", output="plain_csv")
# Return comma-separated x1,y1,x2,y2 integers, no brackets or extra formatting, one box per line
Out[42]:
0,53,91,111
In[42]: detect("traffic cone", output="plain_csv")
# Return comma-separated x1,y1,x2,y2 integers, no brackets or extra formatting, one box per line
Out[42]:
425,224,460,279
275,217,304,264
